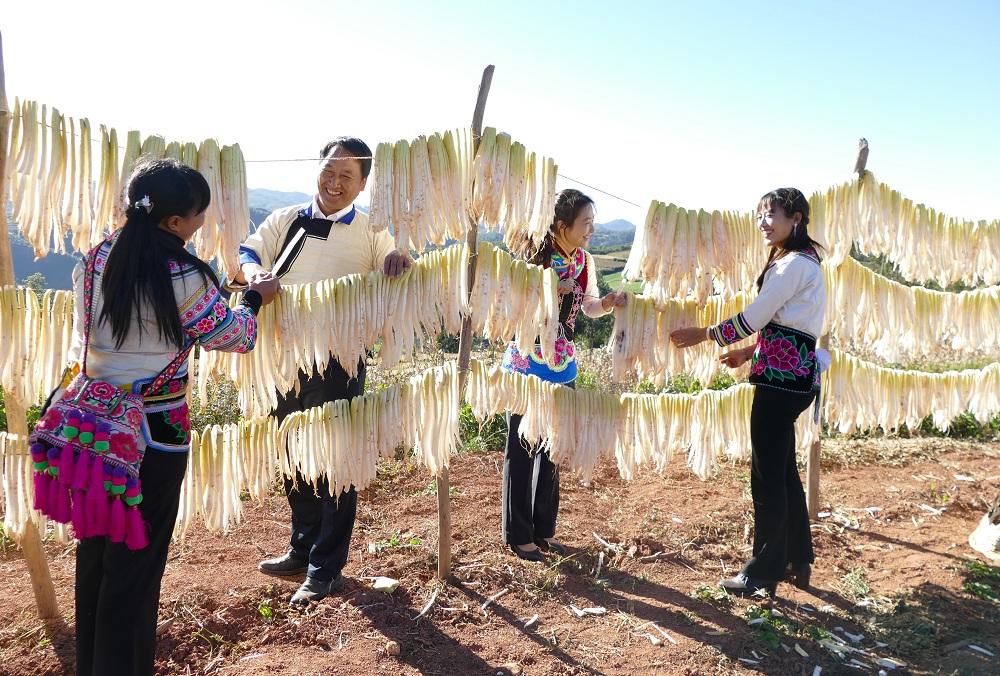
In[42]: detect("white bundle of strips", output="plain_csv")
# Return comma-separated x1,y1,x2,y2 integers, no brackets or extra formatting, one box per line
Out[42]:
809,173,1000,286
470,127,558,257
4,99,250,276
0,432,71,541
0,286,75,405
826,257,1000,361
513,379,621,484
368,129,474,252
824,351,1000,434
196,245,467,418
622,200,762,302
467,242,560,360
466,361,817,481
177,364,460,535
278,362,459,494
174,417,279,537
610,292,754,386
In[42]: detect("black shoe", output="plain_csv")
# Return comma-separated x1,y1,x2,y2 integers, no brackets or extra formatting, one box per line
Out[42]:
784,562,811,590
719,573,777,598
289,574,344,605
510,544,546,562
258,551,308,577
535,538,568,556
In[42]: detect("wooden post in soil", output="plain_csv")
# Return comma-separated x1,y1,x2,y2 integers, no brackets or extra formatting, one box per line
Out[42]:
436,65,495,580
0,30,62,621
807,138,870,519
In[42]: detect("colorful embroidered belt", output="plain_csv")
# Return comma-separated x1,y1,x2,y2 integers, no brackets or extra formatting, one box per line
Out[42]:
748,322,820,395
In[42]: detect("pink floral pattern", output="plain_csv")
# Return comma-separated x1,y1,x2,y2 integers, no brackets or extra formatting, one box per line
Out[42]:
749,324,818,392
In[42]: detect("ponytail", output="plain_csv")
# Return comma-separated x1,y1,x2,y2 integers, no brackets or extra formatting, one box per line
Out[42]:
100,158,217,348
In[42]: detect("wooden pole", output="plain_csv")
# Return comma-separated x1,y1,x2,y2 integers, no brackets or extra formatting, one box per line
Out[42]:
853,138,870,179
436,65,494,580
806,333,829,520
0,30,61,621
808,137,871,519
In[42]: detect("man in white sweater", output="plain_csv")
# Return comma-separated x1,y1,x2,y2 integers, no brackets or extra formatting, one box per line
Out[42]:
234,137,410,604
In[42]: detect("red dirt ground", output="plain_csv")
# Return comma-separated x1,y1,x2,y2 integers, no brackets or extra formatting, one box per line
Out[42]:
1,438,998,675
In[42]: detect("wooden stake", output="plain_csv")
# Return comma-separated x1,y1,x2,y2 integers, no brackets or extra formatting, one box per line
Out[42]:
0,30,61,621
806,333,829,520
854,138,869,179
810,137,869,519
437,65,494,580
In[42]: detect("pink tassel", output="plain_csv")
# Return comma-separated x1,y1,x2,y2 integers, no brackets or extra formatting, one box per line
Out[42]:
71,450,91,491
124,507,149,550
94,493,110,537
85,459,107,536
71,491,89,539
84,493,101,537
55,486,72,523
46,478,61,520
33,473,50,513
108,498,126,543
58,445,75,486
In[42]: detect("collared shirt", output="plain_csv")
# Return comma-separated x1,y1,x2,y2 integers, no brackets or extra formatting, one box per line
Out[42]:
308,198,354,223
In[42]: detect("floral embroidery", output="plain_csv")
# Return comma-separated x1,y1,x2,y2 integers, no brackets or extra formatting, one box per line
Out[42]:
194,317,217,334
89,381,116,401
508,351,530,372
748,323,819,392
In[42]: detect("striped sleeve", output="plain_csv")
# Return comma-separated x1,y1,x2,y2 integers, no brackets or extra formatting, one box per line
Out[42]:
175,266,257,353
708,313,755,346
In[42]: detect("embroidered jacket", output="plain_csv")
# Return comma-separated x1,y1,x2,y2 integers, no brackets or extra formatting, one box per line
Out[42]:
709,248,827,394
67,239,259,451
502,247,608,384
708,249,826,347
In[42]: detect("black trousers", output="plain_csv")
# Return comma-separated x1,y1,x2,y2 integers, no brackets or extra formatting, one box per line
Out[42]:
743,385,817,581
502,380,574,546
272,358,365,582
75,448,189,676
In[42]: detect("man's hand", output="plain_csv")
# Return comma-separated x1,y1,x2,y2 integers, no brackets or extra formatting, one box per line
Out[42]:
235,262,267,286
383,250,413,278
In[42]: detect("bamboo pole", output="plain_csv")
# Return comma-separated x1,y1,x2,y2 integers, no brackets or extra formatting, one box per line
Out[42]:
436,65,494,580
0,30,61,621
807,137,870,519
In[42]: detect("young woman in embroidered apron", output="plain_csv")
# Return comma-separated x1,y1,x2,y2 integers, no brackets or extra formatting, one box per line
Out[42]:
59,159,277,676
500,189,628,561
670,187,827,597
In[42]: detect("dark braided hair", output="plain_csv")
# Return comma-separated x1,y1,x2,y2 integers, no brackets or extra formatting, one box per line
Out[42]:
754,187,824,290
528,188,595,266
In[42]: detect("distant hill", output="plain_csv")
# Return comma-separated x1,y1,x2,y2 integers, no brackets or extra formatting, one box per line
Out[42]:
599,218,636,232
247,188,312,213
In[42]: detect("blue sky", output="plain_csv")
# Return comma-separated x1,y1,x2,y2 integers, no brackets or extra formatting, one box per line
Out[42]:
4,1,999,225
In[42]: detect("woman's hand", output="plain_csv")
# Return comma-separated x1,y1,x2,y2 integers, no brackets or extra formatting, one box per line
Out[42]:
669,326,708,349
720,346,753,368
248,272,280,306
557,279,576,296
601,290,628,311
